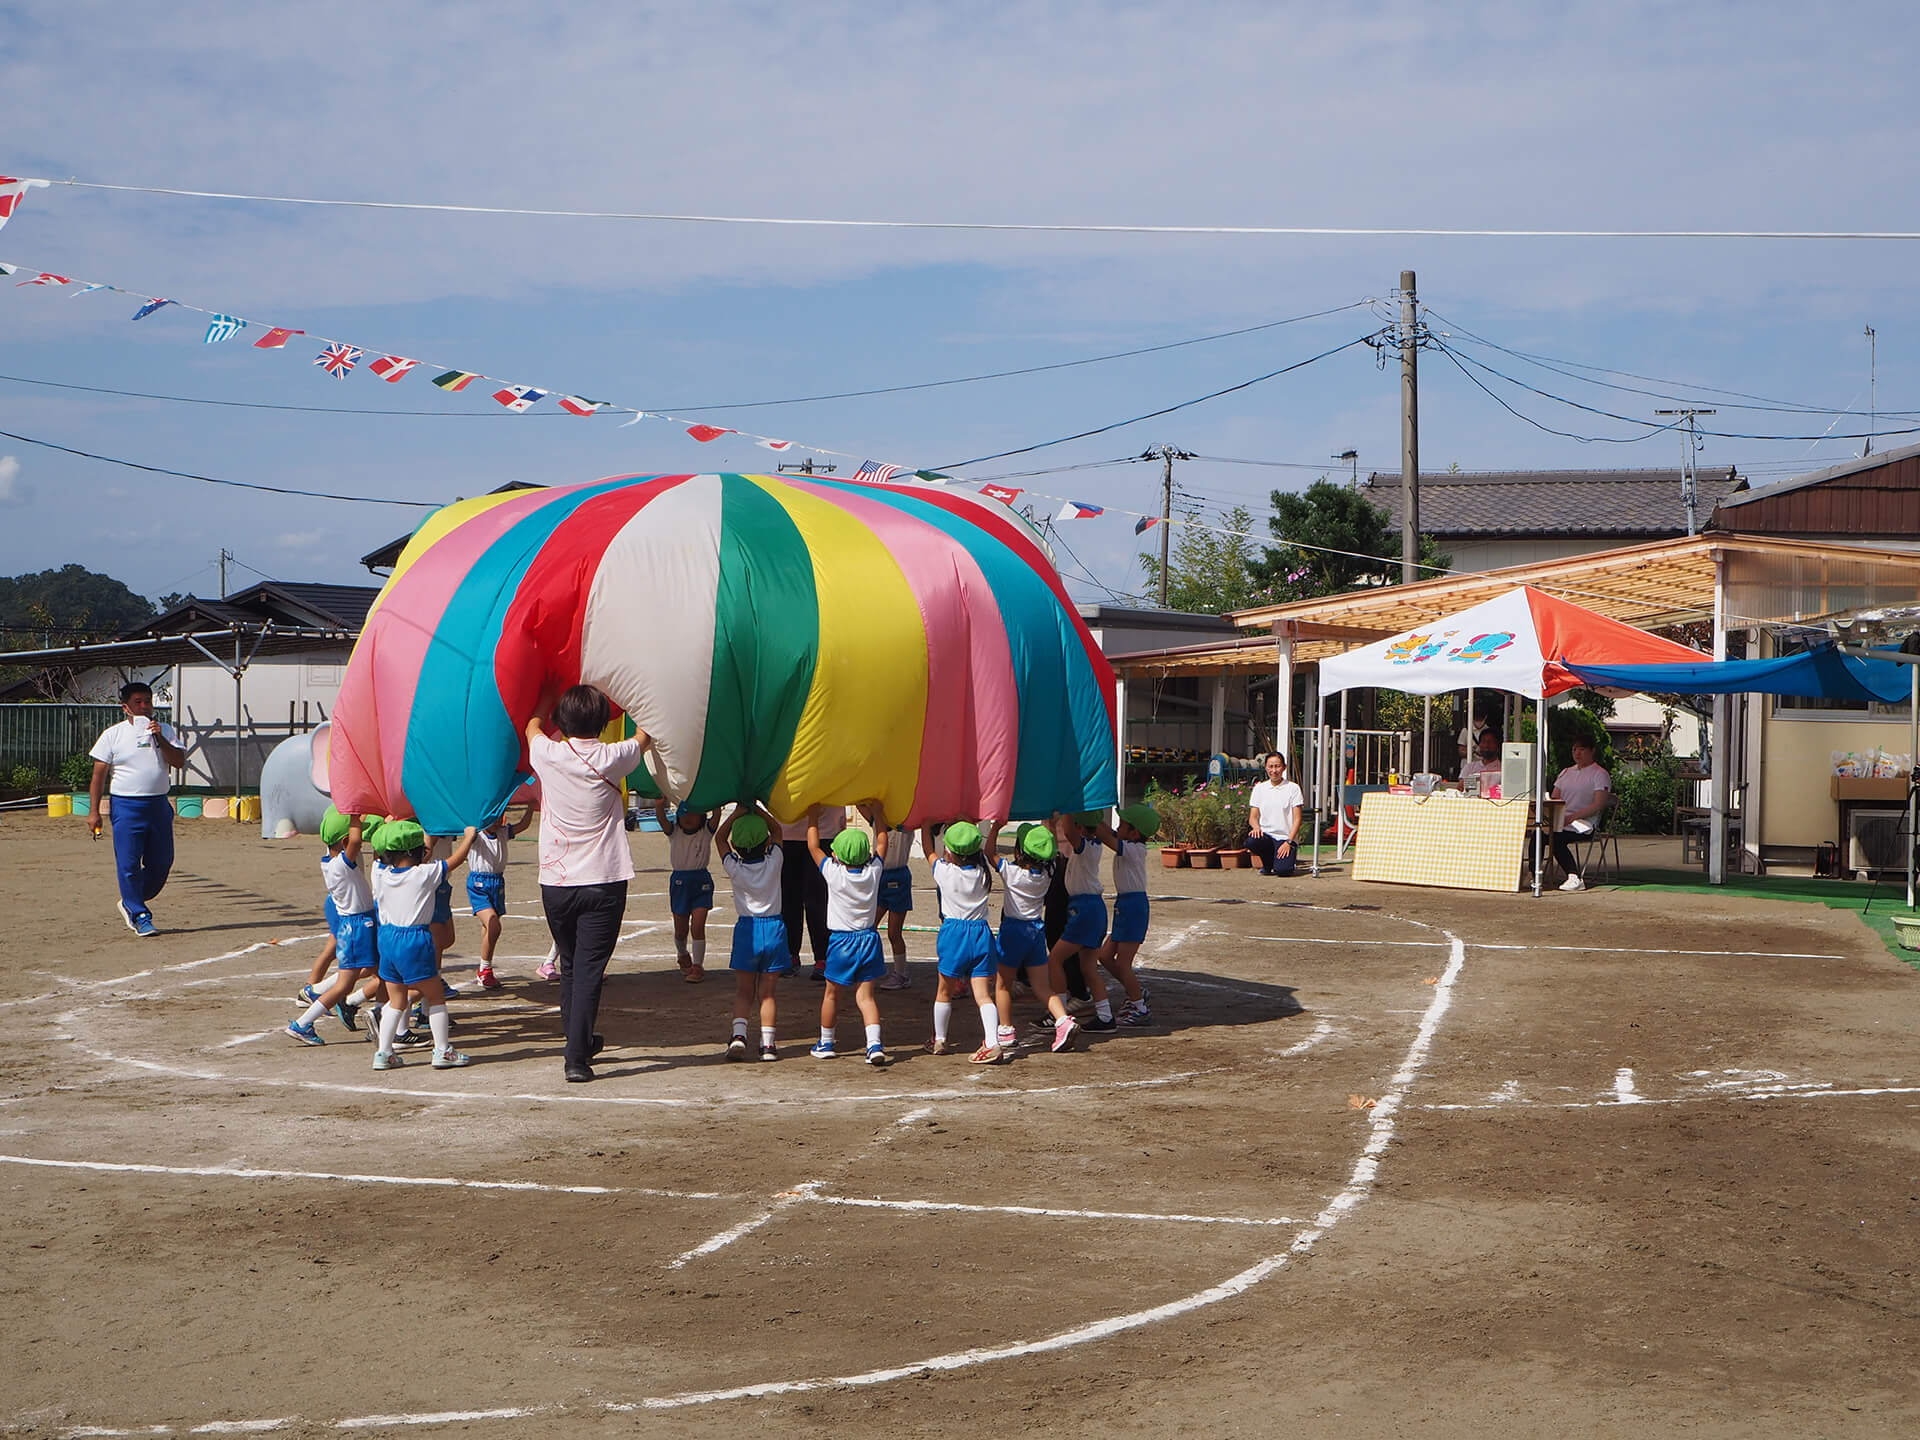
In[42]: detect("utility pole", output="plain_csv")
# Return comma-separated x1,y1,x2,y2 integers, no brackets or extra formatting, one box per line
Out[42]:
1864,324,1877,458
1140,444,1194,606
1655,408,1716,536
1399,270,1420,583
1335,449,1358,489
218,547,233,599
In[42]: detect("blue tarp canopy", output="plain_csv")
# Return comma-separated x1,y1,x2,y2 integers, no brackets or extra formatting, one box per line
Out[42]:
1568,648,1910,703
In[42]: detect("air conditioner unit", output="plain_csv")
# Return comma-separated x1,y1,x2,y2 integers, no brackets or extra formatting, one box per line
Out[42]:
1848,808,1910,876
1501,742,1537,798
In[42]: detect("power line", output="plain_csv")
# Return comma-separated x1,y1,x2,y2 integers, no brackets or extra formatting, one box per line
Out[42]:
0,426,442,508
43,178,1920,240
0,371,593,417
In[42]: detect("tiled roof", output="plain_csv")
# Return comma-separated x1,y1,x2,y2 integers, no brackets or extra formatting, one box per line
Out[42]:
1360,468,1745,537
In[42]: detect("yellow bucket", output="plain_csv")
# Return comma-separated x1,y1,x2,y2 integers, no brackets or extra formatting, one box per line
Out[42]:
233,796,260,822
46,793,72,818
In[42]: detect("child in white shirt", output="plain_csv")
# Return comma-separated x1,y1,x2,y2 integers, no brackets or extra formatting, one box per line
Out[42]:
1097,803,1158,1026
993,822,1081,1055
369,821,477,1073
655,798,717,983
467,802,533,990
1049,810,1116,1033
921,820,1004,1064
286,808,379,1047
807,811,890,1066
718,803,787,1061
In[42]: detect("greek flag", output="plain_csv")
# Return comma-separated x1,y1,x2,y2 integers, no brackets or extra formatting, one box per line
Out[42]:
204,314,247,344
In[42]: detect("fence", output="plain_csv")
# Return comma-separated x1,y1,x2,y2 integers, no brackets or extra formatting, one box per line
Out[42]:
0,704,172,781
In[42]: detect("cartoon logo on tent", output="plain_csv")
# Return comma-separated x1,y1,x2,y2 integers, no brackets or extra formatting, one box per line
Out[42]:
1385,631,1455,665
1448,631,1515,664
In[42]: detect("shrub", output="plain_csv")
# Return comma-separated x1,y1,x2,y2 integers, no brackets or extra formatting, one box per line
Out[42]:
1143,780,1188,845
6,764,42,792
1609,745,1682,834
59,752,95,790
1186,789,1233,849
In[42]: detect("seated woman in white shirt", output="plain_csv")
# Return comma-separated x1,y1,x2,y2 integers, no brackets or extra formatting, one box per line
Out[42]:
1246,752,1304,877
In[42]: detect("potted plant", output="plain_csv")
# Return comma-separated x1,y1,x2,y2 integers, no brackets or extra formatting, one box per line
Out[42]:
1147,782,1191,866
1186,789,1230,867
1215,778,1253,866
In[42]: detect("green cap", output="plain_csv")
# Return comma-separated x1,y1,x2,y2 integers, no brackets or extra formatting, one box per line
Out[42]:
731,813,769,850
377,819,425,854
1019,824,1057,861
359,818,384,851
831,828,872,867
1117,803,1161,840
1074,809,1107,829
319,806,351,846
943,820,982,856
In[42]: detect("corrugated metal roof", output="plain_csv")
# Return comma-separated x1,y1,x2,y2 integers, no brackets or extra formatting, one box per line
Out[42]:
1714,437,1920,509
1362,467,1744,537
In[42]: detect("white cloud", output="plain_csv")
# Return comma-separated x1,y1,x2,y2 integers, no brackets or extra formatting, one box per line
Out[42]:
0,456,24,504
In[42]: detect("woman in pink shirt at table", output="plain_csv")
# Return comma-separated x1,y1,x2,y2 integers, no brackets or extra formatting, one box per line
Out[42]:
524,685,653,1084
1549,737,1611,893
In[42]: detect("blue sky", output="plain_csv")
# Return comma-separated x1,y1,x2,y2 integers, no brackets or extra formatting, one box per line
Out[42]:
3,0,1918,606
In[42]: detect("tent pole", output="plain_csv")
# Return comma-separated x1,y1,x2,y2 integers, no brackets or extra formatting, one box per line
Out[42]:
1337,691,1350,862
1312,690,1325,877
1422,695,1432,774
1909,664,1917,911
1533,697,1545,898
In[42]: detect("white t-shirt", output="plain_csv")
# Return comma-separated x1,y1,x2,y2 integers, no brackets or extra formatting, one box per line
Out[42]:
1063,835,1103,897
468,826,512,876
527,732,644,887
932,857,991,922
667,819,715,871
88,718,179,796
322,851,375,916
996,858,1051,922
372,859,447,927
821,856,880,931
1110,838,1148,896
723,847,785,918
1249,779,1304,839
880,827,914,872
780,809,845,844
1460,757,1501,784
1553,763,1612,831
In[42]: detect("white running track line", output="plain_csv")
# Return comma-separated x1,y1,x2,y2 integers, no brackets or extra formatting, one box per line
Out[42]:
807,1194,1300,1227
1613,1068,1644,1104
1425,1081,1920,1111
667,1181,821,1269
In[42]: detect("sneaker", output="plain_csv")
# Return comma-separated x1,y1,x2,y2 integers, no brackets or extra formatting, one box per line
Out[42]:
432,1047,472,1069
286,1020,324,1047
1066,996,1096,1017
1118,1002,1153,1027
1560,874,1585,892
997,1025,1019,1049
877,970,912,991
759,1042,779,1062
727,1034,749,1061
969,1044,1004,1065
364,1005,382,1043
295,984,323,1006
115,900,137,933
476,967,501,991
1030,1015,1059,1037
1051,1016,1081,1053
866,1044,888,1068
372,1049,403,1071
1083,1013,1118,1033
133,915,158,938
809,1041,837,1059
394,1028,431,1050
536,959,559,980
809,963,827,984
332,999,360,1032
440,981,460,1000
924,1037,952,1055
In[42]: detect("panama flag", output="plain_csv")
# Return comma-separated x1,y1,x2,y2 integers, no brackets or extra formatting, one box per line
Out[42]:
203,314,247,343
369,355,419,383
492,385,547,412
756,438,794,452
432,370,481,392
980,484,1022,505
1134,514,1160,534
685,424,733,443
556,395,608,416
1057,500,1104,521
0,177,48,232
131,298,174,321
254,326,304,349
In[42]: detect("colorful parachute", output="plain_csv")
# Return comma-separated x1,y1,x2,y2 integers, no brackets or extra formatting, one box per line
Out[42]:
329,472,1118,833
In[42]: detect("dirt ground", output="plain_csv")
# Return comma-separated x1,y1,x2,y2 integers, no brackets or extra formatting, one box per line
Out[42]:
1,816,1916,1438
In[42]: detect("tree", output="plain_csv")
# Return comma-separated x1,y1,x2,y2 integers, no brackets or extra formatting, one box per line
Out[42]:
1247,479,1450,604
1136,503,1260,614
0,565,159,693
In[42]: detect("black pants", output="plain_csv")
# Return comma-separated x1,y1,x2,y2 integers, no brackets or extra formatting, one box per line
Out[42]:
1247,834,1296,875
780,840,828,966
542,880,627,1065
1549,829,1586,877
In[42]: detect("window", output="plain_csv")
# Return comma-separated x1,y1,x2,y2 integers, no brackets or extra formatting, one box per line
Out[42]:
1771,632,1910,719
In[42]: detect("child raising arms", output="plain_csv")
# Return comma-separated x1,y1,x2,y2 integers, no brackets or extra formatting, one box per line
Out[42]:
991,821,1081,1054
806,808,890,1066
654,798,716,983
286,808,378,1046
1049,810,1117,1033
923,819,1004,1064
467,801,534,990
717,802,788,1061
1096,803,1158,1026
370,821,477,1072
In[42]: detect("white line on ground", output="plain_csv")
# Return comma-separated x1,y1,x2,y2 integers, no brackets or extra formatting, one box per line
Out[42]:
1472,942,1846,959
1613,1067,1644,1104
667,1182,820,1269
808,1194,1299,1227
217,1030,282,1049
0,1153,714,1197
1426,1082,1920,1111
1268,1018,1335,1058
895,1106,933,1126
1246,935,1448,949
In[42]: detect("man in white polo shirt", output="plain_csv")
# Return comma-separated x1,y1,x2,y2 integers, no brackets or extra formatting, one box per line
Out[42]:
88,681,187,937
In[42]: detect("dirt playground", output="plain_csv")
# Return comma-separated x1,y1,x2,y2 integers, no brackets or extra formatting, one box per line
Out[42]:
1,816,1916,1437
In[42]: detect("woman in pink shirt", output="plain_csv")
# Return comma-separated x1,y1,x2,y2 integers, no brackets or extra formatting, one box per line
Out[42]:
524,685,653,1083
1549,738,1611,892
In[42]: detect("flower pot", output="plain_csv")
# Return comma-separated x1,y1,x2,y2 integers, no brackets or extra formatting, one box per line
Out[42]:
1159,846,1189,868
1188,848,1220,868
1218,848,1251,868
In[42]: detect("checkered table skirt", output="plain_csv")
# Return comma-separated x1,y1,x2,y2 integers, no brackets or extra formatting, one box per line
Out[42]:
1351,791,1536,892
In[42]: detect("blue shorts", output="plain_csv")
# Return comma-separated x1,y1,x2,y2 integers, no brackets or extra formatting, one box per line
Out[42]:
670,868,715,917
936,917,1000,980
1111,891,1149,946
466,872,506,915
878,868,912,914
377,923,438,986
1062,893,1108,950
431,879,452,926
334,911,378,971
825,929,886,987
997,915,1047,970
730,914,793,974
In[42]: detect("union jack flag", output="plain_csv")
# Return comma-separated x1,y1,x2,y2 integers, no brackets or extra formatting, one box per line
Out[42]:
314,342,362,378
853,460,903,482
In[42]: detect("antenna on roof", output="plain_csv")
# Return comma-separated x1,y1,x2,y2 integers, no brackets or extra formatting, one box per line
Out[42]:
1863,324,1877,459
1654,409,1716,536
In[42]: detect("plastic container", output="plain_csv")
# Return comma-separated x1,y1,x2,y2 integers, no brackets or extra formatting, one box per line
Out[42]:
46,793,72,818
233,796,260,823
69,794,91,817
176,795,204,818
202,796,229,819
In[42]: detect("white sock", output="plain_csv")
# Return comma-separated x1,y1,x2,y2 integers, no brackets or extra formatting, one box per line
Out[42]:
890,944,907,968
376,1004,403,1052
933,1001,953,1042
691,938,706,965
864,1023,882,1049
760,1026,776,1047
732,1017,750,1039
979,1001,1000,1044
297,999,327,1028
819,1027,835,1047
1095,1000,1113,1022
427,1003,451,1050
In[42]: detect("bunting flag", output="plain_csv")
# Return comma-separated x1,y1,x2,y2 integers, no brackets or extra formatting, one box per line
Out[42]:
757,438,794,451
980,484,1023,505
71,282,108,296
0,177,48,232
556,395,609,416
315,342,362,377
253,326,305,350
492,384,547,411
369,355,419,383
203,314,247,343
15,272,71,288
685,424,733,443
915,470,953,483
432,369,481,392
131,298,174,321
0,263,14,276
1134,514,1160,534
1058,500,1104,521
853,460,905,482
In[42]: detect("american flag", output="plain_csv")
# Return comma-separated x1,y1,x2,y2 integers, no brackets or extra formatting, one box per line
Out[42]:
203,314,248,344
314,342,363,378
853,460,903,482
